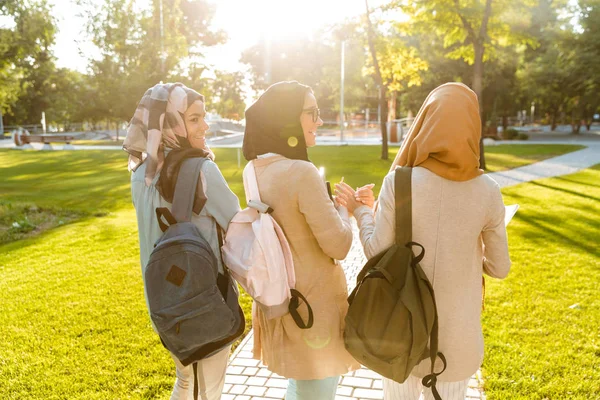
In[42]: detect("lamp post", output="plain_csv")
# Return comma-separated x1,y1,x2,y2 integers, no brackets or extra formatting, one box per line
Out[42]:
159,0,165,77
340,40,345,142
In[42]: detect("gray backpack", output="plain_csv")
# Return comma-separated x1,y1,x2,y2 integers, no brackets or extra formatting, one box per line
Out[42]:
145,158,244,390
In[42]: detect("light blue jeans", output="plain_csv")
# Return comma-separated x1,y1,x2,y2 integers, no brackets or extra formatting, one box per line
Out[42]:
285,376,340,400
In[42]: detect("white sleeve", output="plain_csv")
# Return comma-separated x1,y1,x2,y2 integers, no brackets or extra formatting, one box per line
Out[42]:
353,171,396,259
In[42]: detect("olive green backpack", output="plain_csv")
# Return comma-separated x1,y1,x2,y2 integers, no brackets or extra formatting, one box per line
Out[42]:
344,166,447,400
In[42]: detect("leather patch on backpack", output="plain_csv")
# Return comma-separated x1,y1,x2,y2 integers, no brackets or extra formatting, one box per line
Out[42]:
166,265,186,287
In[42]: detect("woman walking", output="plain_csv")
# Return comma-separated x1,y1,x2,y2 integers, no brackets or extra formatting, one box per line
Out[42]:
336,82,511,400
124,83,241,400
242,81,360,400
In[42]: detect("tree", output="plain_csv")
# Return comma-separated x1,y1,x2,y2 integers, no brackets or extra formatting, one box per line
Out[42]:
571,0,600,131
0,0,57,125
364,0,390,160
240,31,372,121
390,0,537,167
364,0,428,160
210,71,246,120
77,0,224,126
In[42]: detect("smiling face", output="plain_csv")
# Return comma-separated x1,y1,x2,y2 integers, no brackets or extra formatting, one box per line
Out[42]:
183,100,210,149
300,91,323,147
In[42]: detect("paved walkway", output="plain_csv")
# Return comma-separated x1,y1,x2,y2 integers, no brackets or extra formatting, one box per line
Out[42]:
222,143,600,400
488,143,600,188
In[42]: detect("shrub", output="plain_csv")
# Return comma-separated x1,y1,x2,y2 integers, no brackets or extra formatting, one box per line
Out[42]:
503,128,519,140
517,133,529,140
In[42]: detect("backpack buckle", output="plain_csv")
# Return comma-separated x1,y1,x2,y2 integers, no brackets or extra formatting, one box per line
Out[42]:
248,200,274,214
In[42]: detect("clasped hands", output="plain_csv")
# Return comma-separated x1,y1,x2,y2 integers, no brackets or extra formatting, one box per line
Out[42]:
334,178,375,213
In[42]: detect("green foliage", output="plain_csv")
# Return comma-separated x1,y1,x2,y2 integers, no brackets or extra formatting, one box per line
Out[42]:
210,71,246,120
364,31,428,92
503,128,519,139
0,0,56,122
76,0,225,123
394,0,537,65
240,30,374,114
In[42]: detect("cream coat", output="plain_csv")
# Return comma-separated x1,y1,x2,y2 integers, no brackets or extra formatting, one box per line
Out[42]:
353,167,511,382
251,155,361,380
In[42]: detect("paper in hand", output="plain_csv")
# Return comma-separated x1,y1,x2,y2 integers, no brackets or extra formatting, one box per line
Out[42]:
505,204,519,226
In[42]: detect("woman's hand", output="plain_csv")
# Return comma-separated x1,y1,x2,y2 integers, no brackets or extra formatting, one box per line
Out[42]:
334,182,362,213
355,184,375,208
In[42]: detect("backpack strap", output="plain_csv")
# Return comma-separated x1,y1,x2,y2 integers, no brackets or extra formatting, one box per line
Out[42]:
288,289,314,329
394,166,412,246
395,167,448,399
243,160,273,212
193,362,199,400
172,157,208,223
420,301,447,400
419,249,448,395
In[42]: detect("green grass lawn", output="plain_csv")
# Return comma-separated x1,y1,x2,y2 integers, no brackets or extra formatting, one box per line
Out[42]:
0,144,594,398
484,144,585,172
483,165,600,399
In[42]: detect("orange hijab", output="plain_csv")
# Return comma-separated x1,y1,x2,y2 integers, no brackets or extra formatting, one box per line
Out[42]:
390,82,483,181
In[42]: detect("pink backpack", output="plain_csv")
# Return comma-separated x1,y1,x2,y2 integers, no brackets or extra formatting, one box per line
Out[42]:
222,160,313,328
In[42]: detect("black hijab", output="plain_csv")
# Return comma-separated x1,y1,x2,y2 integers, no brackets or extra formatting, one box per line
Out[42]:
243,81,312,162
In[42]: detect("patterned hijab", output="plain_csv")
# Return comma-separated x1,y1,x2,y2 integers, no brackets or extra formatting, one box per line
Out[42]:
242,81,311,162
123,82,212,186
390,82,483,182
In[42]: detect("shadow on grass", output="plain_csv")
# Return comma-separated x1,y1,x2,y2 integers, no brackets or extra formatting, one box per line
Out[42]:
528,181,600,202
553,175,600,189
514,212,599,257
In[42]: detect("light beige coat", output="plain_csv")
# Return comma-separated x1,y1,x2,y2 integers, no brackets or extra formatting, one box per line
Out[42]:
354,166,511,382
251,154,361,380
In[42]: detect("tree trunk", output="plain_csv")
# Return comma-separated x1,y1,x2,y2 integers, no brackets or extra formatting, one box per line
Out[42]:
473,43,486,170
365,0,388,160
551,111,558,131
472,0,492,170
379,86,389,160
502,114,508,133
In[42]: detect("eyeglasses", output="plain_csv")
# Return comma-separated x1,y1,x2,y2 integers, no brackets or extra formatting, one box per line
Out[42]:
302,107,320,123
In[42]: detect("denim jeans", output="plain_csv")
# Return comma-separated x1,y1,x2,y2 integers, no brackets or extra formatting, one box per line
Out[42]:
285,375,340,400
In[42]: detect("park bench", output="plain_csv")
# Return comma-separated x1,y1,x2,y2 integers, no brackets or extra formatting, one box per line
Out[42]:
13,131,77,150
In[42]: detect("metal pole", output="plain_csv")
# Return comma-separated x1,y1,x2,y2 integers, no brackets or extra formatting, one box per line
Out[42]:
265,34,272,85
159,0,165,76
377,86,381,126
340,40,345,142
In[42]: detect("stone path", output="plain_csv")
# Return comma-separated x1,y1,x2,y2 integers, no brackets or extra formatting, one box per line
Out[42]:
222,143,600,400
488,143,600,188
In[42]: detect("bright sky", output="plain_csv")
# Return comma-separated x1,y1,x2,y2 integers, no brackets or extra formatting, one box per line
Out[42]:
51,0,389,73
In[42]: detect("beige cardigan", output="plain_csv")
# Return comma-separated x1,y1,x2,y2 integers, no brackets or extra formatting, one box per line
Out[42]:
353,166,511,382
251,155,361,380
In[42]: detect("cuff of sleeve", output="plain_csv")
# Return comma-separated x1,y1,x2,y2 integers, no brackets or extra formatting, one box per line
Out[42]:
336,205,349,221
353,205,373,219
